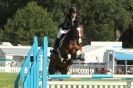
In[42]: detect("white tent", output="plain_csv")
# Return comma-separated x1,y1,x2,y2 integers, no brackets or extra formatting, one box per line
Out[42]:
81,45,105,63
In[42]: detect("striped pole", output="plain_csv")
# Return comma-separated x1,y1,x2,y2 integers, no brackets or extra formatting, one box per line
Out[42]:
48,74,133,79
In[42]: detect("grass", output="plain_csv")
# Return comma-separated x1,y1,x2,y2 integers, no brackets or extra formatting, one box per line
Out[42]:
0,72,17,88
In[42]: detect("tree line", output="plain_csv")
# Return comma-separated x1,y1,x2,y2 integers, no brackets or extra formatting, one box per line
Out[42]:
0,0,133,47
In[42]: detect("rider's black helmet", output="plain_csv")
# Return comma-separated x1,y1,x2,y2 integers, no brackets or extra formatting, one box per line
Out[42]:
69,7,77,13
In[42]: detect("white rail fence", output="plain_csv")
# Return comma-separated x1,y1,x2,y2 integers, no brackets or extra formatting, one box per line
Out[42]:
68,65,133,75
68,65,111,74
0,66,20,73
0,65,97,74
46,81,133,88
69,65,96,74
0,65,133,75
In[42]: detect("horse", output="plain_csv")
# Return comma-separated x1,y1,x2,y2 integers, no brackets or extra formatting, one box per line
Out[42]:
48,24,84,74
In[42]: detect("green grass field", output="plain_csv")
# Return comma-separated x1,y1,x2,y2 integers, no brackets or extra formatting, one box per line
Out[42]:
0,72,17,88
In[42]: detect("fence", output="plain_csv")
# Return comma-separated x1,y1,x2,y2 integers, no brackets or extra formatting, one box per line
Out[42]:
14,36,133,88
14,36,48,88
68,64,110,74
0,66,20,73
46,81,132,88
116,65,133,74
47,74,133,88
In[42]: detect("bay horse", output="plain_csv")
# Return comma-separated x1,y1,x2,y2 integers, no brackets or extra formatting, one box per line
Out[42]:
48,24,84,74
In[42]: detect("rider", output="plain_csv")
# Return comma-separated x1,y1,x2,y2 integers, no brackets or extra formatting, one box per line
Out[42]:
52,7,82,53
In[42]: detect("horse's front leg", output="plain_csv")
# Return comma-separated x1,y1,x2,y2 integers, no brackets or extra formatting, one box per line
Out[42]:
48,54,58,74
60,67,69,74
48,59,56,74
71,54,77,61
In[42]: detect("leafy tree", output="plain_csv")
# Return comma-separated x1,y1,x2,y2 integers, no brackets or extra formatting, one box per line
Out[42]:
119,24,133,48
0,0,29,26
38,0,133,46
0,0,30,43
4,2,57,46
0,28,3,43
39,0,71,26
1,0,133,47
82,0,116,43
116,0,133,48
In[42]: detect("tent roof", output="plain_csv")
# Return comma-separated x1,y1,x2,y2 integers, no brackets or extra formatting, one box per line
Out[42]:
115,53,133,60
0,46,52,56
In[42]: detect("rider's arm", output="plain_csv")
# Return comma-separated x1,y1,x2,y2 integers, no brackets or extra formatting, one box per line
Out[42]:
61,15,70,30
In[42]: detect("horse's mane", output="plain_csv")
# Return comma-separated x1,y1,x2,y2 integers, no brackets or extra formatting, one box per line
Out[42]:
65,25,79,41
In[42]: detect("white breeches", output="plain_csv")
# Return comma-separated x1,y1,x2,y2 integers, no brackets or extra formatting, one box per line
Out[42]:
57,28,68,39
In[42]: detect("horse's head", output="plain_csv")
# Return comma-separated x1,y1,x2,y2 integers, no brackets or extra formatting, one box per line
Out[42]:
67,24,84,45
75,24,84,45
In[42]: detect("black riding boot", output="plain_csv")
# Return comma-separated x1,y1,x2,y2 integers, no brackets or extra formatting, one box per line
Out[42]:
52,39,60,53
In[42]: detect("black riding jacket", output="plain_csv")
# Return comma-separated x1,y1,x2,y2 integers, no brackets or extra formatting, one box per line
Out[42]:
60,15,82,30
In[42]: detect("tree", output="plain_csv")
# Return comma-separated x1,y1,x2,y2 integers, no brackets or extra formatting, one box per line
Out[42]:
82,0,116,43
4,2,57,46
39,0,133,45
0,28,3,43
0,0,29,26
119,25,133,48
2,0,133,47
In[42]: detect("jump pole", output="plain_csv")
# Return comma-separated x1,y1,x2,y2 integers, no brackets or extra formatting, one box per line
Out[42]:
48,74,133,79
